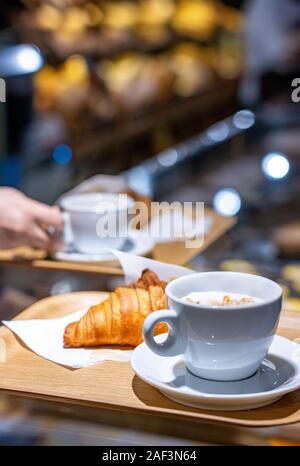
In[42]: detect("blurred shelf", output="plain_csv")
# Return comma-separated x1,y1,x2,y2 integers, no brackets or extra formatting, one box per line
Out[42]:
16,1,242,63
73,77,238,167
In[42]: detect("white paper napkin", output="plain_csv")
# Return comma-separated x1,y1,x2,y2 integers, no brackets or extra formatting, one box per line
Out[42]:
2,251,193,369
110,249,194,284
3,309,133,368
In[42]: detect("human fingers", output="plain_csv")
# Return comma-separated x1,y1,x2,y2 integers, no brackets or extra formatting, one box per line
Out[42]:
31,202,64,231
26,223,51,250
48,235,65,253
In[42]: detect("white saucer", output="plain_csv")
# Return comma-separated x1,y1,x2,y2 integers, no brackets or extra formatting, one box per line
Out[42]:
131,335,300,411
53,235,155,263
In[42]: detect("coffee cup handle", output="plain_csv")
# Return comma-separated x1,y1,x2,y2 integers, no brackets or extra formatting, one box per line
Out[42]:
143,310,182,357
62,211,74,247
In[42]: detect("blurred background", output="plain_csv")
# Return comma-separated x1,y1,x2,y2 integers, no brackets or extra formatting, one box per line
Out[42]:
1,0,300,446
2,0,300,344
0,0,243,202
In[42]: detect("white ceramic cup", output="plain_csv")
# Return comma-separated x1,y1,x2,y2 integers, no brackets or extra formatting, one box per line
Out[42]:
60,193,134,254
143,272,282,382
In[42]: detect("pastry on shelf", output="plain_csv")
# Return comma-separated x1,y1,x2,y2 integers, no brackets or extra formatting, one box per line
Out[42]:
217,4,243,33
98,53,145,94
62,54,89,84
138,0,175,26
34,55,94,129
34,2,104,52
35,4,63,31
34,55,89,108
97,53,175,112
127,57,175,108
58,6,90,37
103,2,139,31
169,43,214,97
64,269,168,348
135,0,174,45
84,2,104,27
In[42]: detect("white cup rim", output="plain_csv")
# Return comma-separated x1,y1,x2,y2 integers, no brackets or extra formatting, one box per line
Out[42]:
166,271,282,311
60,192,134,213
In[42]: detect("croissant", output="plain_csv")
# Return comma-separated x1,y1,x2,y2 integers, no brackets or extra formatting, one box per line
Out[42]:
63,269,168,348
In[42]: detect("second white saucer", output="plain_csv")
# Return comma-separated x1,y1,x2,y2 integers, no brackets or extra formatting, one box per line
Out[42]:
53,234,155,263
131,335,300,411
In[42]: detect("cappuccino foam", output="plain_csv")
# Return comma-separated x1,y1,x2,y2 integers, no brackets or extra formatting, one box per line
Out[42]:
183,291,263,308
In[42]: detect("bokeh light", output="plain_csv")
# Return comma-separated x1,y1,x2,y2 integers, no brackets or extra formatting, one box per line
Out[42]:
213,188,242,217
16,45,43,73
158,149,178,167
233,110,255,130
207,122,229,143
52,144,73,165
262,152,290,180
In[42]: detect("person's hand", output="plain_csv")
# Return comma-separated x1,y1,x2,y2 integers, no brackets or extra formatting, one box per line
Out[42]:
0,187,64,251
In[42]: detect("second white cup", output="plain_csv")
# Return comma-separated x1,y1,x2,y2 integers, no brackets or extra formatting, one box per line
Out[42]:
60,193,134,254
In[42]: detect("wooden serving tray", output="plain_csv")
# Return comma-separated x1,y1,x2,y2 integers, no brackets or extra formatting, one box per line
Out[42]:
1,292,299,428
0,209,236,273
